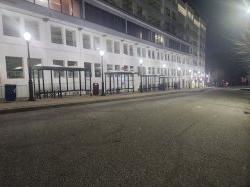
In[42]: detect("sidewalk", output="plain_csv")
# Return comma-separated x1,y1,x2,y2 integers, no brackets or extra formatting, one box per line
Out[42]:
0,88,208,114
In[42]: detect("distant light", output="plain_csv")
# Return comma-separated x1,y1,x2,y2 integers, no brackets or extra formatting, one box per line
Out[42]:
23,32,31,41
99,50,105,56
198,71,201,74
15,67,23,70
177,67,181,71
139,59,143,65
163,64,166,68
247,8,250,14
189,69,192,73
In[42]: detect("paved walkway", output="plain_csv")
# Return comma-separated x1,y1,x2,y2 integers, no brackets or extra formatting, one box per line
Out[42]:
0,88,207,114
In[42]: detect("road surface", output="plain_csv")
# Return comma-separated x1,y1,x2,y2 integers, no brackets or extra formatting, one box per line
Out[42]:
0,88,249,186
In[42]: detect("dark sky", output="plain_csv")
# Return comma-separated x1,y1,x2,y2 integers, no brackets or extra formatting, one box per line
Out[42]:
188,0,249,81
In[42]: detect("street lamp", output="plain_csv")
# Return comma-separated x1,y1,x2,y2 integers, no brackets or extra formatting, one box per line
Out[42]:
139,59,143,92
24,32,34,101
99,50,105,96
247,8,250,14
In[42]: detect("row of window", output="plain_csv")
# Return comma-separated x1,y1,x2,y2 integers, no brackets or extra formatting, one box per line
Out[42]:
1,14,193,64
24,1,192,54
4,56,193,80
85,2,190,54
26,0,81,17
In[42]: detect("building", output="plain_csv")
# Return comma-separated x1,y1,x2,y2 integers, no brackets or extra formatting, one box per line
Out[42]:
0,0,206,99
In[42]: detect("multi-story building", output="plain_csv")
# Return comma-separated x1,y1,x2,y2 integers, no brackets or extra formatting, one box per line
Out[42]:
0,0,206,98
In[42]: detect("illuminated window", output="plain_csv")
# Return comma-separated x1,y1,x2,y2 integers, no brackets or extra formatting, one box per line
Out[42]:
62,0,73,15
49,0,62,12
25,20,40,40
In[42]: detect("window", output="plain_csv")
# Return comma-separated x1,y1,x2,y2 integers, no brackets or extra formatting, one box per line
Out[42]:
107,64,113,71
106,40,113,53
129,45,133,56
148,67,151,74
72,0,81,17
53,60,64,77
94,63,101,77
114,41,120,54
24,20,40,40
51,26,63,44
93,36,100,50
82,34,91,49
152,51,155,59
142,48,146,58
85,2,126,33
62,0,73,15
152,67,155,75
66,29,76,46
157,52,160,60
157,68,160,74
123,44,128,55
115,65,120,71
6,57,23,79
161,53,164,61
84,62,92,77
148,50,151,58
68,61,78,78
2,15,20,37
130,66,134,72
30,58,42,68
49,0,61,12
137,47,141,57
123,65,128,71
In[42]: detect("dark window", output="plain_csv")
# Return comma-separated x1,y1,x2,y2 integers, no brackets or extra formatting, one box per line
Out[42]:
85,3,126,33
127,21,152,41
94,63,101,77
2,15,20,37
6,57,24,79
84,62,92,77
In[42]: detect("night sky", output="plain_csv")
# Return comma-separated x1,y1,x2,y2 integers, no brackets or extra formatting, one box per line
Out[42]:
189,0,249,83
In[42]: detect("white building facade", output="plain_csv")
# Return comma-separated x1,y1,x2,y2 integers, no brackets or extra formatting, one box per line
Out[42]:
0,0,206,99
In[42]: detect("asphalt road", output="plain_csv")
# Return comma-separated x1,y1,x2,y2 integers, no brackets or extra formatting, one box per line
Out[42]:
0,88,249,187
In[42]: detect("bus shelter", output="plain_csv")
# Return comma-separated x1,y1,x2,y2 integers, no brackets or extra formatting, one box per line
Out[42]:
140,75,160,92
104,72,135,94
32,66,92,99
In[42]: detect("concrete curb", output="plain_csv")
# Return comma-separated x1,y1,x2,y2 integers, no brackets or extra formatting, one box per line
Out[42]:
0,89,207,115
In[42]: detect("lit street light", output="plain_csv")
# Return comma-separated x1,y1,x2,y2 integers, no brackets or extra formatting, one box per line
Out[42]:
99,50,105,96
24,32,34,101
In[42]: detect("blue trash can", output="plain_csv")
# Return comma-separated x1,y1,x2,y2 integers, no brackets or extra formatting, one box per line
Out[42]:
5,84,16,102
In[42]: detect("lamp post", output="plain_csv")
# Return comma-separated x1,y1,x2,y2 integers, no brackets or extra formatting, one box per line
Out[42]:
99,50,105,96
139,59,143,92
177,67,181,89
24,32,34,101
